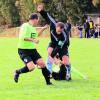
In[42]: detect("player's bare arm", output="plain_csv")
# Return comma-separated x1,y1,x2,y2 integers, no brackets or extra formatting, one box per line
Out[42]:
24,38,39,44
38,24,49,36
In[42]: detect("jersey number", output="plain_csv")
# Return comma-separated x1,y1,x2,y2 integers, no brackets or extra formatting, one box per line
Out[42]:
31,33,36,38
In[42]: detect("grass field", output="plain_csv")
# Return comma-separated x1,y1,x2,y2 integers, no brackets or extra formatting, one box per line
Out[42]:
0,37,100,100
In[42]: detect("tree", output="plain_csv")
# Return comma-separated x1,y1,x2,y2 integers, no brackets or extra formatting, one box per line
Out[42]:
92,0,100,13
43,0,95,24
0,0,20,26
15,0,35,22
0,0,98,26
93,0,100,6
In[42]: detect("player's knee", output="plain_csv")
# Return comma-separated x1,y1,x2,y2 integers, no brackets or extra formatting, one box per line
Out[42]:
62,56,69,65
62,61,69,65
27,65,35,71
62,59,69,65
37,59,46,68
27,62,36,71
39,61,46,68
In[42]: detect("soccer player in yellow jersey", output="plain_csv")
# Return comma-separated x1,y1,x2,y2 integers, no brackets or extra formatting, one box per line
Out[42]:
14,13,52,85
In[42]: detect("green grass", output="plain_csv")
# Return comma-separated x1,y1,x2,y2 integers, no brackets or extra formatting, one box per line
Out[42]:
0,37,100,100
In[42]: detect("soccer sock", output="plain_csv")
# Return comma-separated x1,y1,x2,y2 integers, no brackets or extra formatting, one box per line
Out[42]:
59,64,66,80
65,64,71,76
42,67,51,84
47,57,53,73
17,66,29,74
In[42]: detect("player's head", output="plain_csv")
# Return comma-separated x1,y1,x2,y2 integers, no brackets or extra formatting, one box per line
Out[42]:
29,13,39,26
56,22,65,34
90,17,92,21
67,20,70,23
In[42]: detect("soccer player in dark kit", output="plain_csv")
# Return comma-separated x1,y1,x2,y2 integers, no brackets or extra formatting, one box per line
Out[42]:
37,4,71,81
14,13,52,85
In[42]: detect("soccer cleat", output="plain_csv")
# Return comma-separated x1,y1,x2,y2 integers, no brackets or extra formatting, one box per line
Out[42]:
47,82,52,85
46,79,53,85
68,77,72,81
46,75,53,85
14,70,20,83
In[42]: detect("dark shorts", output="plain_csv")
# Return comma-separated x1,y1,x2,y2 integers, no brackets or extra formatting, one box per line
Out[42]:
18,49,41,64
48,42,56,49
48,42,69,59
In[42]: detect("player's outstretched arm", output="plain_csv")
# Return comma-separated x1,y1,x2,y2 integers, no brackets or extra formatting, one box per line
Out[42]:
37,4,56,26
38,24,49,36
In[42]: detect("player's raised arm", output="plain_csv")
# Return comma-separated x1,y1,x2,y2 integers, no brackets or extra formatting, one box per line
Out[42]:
37,4,56,27
38,24,49,36
64,29,70,47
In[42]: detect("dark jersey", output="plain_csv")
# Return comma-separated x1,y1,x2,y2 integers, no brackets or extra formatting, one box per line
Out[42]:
66,23,71,33
40,10,70,48
84,22,90,30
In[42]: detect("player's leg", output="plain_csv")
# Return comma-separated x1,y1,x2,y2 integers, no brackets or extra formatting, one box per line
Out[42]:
14,49,36,83
47,46,54,73
33,49,52,85
47,44,60,73
36,58,52,85
52,48,71,81
59,48,71,81
85,30,87,38
14,60,36,83
61,55,71,80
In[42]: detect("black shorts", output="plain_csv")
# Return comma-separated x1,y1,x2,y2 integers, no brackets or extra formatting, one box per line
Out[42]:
48,42,69,59
18,49,41,64
48,42,56,49
56,47,69,60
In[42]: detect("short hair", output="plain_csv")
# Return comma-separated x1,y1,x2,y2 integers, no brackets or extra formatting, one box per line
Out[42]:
56,22,65,29
29,13,38,20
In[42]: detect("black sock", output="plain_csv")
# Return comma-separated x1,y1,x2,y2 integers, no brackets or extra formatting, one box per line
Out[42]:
42,67,51,84
59,64,66,80
17,66,29,74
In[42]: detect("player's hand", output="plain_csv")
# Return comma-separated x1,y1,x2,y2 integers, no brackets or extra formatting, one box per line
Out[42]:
33,39,39,44
37,4,44,12
43,24,49,29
